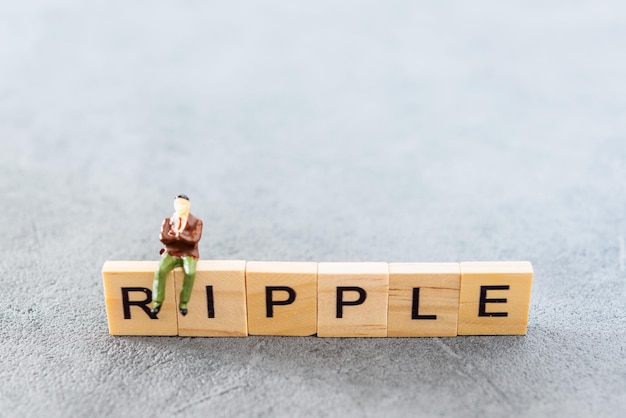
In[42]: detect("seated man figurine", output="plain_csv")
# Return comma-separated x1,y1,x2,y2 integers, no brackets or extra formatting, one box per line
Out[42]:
151,194,203,316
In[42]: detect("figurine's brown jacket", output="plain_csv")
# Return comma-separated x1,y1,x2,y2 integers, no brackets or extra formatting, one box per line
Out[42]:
159,213,203,258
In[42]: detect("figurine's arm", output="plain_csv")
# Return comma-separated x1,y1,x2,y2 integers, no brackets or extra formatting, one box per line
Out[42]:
159,218,177,244
178,219,203,246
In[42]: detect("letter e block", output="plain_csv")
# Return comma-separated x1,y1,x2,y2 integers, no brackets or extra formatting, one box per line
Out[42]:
388,263,460,337
176,260,248,336
246,261,317,336
317,262,389,337
458,261,533,335
102,261,177,336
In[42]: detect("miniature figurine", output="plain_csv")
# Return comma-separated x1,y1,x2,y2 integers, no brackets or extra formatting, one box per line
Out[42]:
151,194,203,316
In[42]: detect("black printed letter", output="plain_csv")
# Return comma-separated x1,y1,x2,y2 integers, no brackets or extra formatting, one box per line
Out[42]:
121,287,157,320
336,287,367,318
265,286,296,317
206,285,215,318
411,288,437,320
478,285,509,317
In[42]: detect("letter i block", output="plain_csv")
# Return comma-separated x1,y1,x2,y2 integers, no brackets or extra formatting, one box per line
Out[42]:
175,260,248,336
458,261,533,335
388,263,460,337
317,262,389,337
246,261,317,336
102,261,178,336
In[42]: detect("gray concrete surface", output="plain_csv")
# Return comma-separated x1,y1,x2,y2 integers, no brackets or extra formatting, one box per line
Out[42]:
1,1,625,416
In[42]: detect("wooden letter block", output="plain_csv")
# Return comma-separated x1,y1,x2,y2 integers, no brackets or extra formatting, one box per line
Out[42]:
458,261,533,335
317,262,389,337
175,260,248,337
388,263,460,337
102,261,178,336
246,261,317,336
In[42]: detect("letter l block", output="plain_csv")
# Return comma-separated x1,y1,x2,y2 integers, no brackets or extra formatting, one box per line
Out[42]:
388,263,460,337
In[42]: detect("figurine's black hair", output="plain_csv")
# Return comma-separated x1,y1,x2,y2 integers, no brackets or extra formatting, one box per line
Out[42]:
175,194,190,201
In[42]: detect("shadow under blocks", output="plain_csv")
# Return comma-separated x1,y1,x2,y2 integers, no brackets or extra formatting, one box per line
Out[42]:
102,261,533,337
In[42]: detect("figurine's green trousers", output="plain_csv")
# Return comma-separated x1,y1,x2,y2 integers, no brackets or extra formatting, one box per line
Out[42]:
152,254,197,308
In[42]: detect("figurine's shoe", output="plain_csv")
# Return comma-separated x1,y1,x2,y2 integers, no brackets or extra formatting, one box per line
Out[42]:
179,303,188,316
180,308,188,316
150,303,161,315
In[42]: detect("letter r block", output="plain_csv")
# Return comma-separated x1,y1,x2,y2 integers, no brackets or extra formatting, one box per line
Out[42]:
458,261,533,335
176,260,248,336
102,261,177,336
246,261,318,336
317,262,389,337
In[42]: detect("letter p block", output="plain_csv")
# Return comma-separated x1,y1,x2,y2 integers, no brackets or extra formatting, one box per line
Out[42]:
317,262,389,337
246,261,318,336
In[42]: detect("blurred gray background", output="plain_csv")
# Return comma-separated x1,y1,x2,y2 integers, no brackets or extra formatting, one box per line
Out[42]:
1,1,625,416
